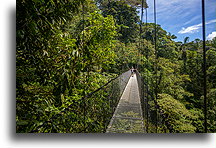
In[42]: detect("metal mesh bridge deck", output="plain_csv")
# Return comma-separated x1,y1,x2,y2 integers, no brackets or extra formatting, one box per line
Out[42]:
106,74,145,133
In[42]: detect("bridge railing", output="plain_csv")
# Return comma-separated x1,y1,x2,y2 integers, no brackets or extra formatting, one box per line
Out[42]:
82,69,131,133
30,70,131,133
136,70,147,132
136,70,170,133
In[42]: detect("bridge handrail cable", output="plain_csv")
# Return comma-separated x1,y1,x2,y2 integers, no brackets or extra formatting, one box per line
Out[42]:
30,69,132,133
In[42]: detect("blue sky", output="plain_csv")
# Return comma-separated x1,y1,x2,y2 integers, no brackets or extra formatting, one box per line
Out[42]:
138,0,216,42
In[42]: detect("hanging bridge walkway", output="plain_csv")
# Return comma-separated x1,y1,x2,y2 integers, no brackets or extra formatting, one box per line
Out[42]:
31,69,159,133
106,73,144,133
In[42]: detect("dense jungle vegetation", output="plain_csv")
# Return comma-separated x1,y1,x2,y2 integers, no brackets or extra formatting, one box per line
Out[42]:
16,0,216,133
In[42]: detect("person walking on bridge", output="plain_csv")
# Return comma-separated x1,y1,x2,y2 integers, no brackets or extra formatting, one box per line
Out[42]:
131,67,134,77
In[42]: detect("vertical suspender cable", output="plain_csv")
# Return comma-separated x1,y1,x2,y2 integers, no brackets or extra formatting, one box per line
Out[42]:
154,0,157,57
139,0,145,70
145,0,149,133
143,0,149,133
146,7,147,25
201,0,207,133
140,0,145,133
141,0,144,32
153,0,158,133
82,1,86,132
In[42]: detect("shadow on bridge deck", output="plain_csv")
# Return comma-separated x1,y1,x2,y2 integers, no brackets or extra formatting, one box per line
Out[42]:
106,74,145,133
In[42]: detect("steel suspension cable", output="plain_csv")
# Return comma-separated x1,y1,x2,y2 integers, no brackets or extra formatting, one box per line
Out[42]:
138,0,145,70
153,0,158,133
140,0,145,133
145,0,149,133
139,0,150,133
154,0,157,57
81,1,86,132
30,70,130,133
201,0,207,133
146,6,147,25
140,0,144,34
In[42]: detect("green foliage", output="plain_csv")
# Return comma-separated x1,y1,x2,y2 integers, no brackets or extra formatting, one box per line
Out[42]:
155,57,193,101
201,89,216,132
16,0,119,133
16,0,215,133
157,94,196,133
142,27,215,133
101,1,140,43
189,108,204,133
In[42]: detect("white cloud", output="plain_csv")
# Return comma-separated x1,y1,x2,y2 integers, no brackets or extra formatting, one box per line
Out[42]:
178,19,216,34
207,31,216,40
178,24,201,34
205,19,216,25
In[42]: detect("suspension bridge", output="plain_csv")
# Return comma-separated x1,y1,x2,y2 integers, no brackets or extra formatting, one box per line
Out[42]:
29,0,208,133
31,69,161,133
106,73,144,133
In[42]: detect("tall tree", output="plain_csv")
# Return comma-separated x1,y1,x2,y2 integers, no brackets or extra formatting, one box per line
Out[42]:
101,1,140,43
